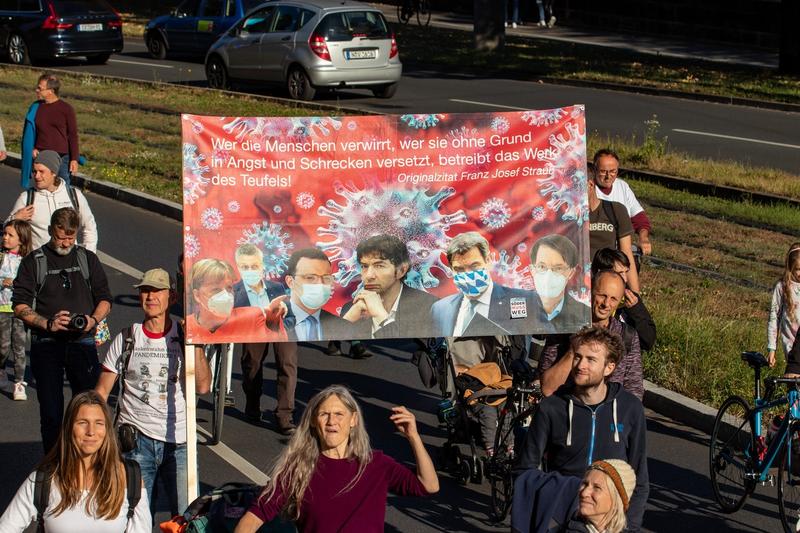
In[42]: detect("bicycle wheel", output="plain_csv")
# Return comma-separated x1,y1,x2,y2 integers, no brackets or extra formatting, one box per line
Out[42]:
416,0,431,27
488,405,515,522
397,1,411,24
210,344,227,445
709,395,756,512
778,426,800,533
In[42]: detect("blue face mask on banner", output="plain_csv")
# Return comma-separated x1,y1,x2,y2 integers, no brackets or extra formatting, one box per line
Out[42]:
453,269,490,297
240,270,262,287
299,283,332,310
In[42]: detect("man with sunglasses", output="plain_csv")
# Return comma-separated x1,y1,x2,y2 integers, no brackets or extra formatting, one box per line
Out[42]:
11,207,112,452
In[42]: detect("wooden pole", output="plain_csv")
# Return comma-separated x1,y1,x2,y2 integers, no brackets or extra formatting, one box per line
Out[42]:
185,343,198,503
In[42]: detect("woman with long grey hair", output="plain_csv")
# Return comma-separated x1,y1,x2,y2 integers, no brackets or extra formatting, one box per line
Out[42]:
235,385,439,532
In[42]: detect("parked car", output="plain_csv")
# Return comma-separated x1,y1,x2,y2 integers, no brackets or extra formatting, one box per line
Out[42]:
144,0,263,59
0,0,123,65
205,0,401,100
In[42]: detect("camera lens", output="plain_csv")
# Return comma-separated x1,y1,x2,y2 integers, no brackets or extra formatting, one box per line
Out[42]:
69,314,88,330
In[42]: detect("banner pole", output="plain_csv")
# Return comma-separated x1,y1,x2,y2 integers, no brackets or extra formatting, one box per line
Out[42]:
185,342,198,503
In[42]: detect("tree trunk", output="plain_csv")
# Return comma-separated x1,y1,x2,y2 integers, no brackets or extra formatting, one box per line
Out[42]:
779,0,800,74
473,0,505,52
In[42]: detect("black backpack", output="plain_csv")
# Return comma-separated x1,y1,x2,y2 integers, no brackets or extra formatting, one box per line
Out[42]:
30,246,91,312
33,459,142,532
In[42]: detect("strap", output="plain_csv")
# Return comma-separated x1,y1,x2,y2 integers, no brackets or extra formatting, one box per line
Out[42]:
33,467,50,533
66,185,80,214
123,459,141,521
26,188,34,207
622,322,636,355
32,249,47,312
75,246,90,285
116,326,135,422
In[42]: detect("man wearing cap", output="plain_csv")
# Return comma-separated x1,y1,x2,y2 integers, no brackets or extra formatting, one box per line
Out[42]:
96,268,211,517
7,149,98,252
515,325,649,531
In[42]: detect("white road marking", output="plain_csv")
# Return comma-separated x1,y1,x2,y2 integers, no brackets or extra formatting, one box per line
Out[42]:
96,250,269,485
449,98,528,110
672,128,800,150
108,58,174,69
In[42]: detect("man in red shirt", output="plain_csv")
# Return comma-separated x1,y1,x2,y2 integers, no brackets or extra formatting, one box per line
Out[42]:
26,74,79,185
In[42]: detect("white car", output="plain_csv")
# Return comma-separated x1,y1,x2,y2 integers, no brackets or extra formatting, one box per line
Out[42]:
205,0,402,100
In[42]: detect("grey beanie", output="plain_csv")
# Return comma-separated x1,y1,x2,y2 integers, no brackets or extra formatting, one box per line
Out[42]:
34,150,62,175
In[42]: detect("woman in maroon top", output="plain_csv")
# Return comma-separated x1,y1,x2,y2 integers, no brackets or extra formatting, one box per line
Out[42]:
235,385,439,533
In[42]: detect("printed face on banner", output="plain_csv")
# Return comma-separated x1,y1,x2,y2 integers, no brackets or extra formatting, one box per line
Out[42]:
181,108,592,344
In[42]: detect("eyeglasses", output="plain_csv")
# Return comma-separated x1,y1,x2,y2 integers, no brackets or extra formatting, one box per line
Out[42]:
59,270,71,290
35,86,48,92
596,169,618,177
532,264,572,275
297,274,334,284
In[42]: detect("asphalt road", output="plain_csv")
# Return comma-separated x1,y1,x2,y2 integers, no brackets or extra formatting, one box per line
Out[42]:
33,37,800,176
0,164,784,531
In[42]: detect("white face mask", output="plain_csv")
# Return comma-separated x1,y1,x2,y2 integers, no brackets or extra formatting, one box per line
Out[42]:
298,283,332,310
534,270,569,299
206,289,234,318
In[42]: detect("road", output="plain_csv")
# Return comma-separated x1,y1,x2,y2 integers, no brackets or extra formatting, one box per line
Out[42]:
35,36,800,176
0,164,784,531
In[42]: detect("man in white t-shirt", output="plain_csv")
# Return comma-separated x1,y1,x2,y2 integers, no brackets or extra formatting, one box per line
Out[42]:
592,149,653,255
95,268,211,516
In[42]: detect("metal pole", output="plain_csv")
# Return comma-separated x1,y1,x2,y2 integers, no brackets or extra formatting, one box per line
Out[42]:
185,343,198,503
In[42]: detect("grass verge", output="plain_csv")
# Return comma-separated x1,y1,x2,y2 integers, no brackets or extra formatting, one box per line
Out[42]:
394,24,800,105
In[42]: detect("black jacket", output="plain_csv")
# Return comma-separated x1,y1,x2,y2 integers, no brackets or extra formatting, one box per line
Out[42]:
619,296,656,351
516,382,649,532
342,284,437,339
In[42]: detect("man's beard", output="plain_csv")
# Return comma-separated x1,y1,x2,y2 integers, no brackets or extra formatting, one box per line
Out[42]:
52,244,74,256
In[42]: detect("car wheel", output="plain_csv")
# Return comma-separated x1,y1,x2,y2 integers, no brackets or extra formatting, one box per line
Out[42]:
86,53,111,65
146,33,167,60
286,67,316,101
371,82,398,99
206,56,229,90
8,34,31,65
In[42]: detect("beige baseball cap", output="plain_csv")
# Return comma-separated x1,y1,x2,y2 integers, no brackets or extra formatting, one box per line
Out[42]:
134,268,173,290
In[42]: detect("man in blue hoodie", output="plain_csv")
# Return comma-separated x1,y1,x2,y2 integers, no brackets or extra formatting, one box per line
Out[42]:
515,326,649,531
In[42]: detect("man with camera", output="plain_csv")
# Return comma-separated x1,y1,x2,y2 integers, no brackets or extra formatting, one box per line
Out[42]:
12,207,112,453
96,267,211,517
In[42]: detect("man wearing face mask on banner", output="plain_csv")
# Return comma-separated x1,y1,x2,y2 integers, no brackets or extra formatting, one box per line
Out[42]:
527,234,590,333
232,244,298,431
285,248,355,342
431,232,540,337
187,258,288,343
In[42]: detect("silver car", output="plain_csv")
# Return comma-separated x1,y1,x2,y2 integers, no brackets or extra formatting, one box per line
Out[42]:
205,0,402,100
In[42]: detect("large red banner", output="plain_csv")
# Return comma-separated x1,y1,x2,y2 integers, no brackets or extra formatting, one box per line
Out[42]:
182,108,591,344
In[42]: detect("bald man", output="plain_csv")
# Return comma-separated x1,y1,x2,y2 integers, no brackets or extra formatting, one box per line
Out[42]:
537,270,643,399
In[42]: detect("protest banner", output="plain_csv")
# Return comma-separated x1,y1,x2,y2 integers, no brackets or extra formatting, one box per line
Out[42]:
182,107,591,344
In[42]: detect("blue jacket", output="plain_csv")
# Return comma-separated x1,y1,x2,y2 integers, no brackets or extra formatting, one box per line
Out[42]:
20,101,39,189
511,468,580,533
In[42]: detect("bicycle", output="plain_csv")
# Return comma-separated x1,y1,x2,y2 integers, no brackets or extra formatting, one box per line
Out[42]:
204,343,234,445
397,0,431,27
484,359,541,522
709,351,800,533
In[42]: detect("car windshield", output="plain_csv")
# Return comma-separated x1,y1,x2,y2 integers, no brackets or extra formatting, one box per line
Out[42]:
316,11,389,41
52,0,114,15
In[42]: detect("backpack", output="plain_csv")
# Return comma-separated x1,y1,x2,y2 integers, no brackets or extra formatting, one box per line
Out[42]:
26,186,80,214
33,459,141,533
31,246,91,311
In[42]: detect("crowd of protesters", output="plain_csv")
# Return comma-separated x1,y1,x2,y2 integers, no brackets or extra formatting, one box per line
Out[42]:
4,70,780,533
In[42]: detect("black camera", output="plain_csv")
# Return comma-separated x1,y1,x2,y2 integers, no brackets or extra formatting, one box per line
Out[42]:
67,314,88,331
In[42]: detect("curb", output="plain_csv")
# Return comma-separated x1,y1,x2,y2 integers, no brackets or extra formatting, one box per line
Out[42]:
643,379,719,435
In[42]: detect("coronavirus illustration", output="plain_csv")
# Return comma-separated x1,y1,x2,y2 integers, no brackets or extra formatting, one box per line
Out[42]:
184,232,201,258
317,181,467,291
491,116,510,134
221,116,342,141
201,207,223,231
295,192,315,210
479,197,512,230
190,119,204,134
490,250,534,290
227,200,240,213
569,262,592,306
400,114,445,130
531,206,546,221
537,122,589,226
447,125,478,140
182,143,210,205
521,108,566,127
237,222,294,278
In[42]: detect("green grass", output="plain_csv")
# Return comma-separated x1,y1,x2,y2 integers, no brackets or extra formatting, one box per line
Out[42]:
0,66,332,202
395,24,800,105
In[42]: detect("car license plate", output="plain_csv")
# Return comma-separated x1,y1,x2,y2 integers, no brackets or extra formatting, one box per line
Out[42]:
345,49,377,60
78,23,103,32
